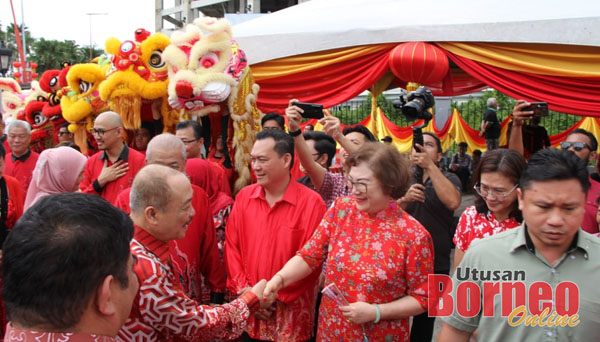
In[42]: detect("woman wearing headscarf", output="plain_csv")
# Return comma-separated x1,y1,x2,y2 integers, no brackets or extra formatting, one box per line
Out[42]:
24,146,87,211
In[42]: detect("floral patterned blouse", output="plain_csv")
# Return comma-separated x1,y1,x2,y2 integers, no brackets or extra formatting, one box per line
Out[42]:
299,197,434,342
453,205,521,252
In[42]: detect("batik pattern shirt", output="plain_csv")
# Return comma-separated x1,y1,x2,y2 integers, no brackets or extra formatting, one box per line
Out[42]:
118,226,257,342
299,197,434,342
5,324,115,342
453,205,521,252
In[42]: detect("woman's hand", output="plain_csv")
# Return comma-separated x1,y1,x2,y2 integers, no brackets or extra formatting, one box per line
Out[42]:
339,301,378,324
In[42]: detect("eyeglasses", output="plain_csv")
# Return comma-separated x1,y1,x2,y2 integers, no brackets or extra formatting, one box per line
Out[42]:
91,127,118,137
345,176,368,193
473,183,518,199
560,141,590,152
180,138,198,144
58,131,72,137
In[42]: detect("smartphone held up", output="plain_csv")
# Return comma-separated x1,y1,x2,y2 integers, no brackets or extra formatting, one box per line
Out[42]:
293,102,324,120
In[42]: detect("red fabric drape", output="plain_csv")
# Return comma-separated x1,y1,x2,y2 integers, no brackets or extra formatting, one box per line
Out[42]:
256,47,394,113
446,51,600,116
392,68,488,96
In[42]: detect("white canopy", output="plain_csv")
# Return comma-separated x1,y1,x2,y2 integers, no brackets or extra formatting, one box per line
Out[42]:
232,0,600,64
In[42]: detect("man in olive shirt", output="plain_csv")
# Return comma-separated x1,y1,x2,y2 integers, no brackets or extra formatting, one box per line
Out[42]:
439,148,600,341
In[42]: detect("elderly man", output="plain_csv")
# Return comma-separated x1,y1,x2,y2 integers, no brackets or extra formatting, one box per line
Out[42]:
119,164,267,341
2,192,139,341
225,129,327,341
5,120,38,194
80,111,145,205
479,97,500,151
115,133,226,304
439,148,600,341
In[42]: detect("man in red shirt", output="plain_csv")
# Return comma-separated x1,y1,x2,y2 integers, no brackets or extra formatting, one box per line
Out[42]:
80,111,145,205
2,192,139,342
115,133,226,305
225,129,327,341
119,164,267,341
5,120,39,194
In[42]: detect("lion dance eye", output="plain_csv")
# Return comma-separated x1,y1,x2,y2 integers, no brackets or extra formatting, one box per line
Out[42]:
199,53,218,69
120,41,135,54
149,51,165,69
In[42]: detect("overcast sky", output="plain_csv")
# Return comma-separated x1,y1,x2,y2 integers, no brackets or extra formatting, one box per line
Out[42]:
1,0,158,50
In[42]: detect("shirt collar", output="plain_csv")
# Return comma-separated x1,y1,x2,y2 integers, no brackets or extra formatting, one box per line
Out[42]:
487,106,497,112
249,177,298,206
510,224,585,257
100,143,129,162
11,149,31,162
4,324,116,342
133,225,170,265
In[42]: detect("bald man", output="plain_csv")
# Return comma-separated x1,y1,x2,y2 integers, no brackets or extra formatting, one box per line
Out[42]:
80,111,146,204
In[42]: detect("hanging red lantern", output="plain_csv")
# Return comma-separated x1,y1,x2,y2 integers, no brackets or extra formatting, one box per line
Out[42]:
388,42,449,86
31,72,38,79
30,62,38,69
13,61,21,68
13,71,22,78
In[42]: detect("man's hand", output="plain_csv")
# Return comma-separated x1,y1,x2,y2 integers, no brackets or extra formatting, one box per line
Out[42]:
450,164,458,171
319,115,343,140
97,160,129,187
511,100,534,127
410,144,436,170
285,99,303,132
339,302,378,325
401,184,426,203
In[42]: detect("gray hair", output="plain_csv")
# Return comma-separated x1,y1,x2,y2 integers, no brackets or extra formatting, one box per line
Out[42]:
6,120,31,135
145,133,187,162
487,97,498,108
130,164,183,214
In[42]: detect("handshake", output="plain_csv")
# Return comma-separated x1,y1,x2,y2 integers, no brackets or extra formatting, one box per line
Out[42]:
240,275,285,321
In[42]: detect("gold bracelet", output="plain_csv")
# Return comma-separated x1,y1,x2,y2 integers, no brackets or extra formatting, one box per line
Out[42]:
274,273,285,288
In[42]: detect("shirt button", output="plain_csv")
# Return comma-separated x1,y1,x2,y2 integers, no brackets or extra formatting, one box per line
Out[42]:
551,268,556,273
570,255,576,259
547,331,553,337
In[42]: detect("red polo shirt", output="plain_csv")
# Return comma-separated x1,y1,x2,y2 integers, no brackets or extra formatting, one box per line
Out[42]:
225,179,326,340
80,144,145,205
115,184,226,301
5,149,39,195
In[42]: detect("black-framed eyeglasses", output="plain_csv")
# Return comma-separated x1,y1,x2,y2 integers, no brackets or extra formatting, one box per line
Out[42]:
180,138,199,144
560,141,590,152
58,131,72,137
473,183,518,199
345,176,368,193
90,127,118,137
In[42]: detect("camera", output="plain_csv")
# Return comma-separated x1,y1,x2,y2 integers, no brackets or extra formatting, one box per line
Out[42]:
393,86,435,121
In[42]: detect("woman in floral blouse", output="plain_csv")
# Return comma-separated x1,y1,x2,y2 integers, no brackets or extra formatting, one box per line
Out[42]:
263,143,434,342
453,149,526,270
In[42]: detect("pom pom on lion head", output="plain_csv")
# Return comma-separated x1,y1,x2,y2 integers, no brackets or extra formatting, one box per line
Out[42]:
100,29,179,131
164,17,262,193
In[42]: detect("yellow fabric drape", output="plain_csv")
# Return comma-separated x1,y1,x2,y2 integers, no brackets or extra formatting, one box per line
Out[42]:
252,44,396,80
368,71,396,138
437,42,600,77
578,117,600,143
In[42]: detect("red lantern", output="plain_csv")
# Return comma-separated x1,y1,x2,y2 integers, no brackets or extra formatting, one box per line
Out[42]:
30,62,38,69
13,61,21,68
31,72,38,79
13,71,22,78
388,42,449,86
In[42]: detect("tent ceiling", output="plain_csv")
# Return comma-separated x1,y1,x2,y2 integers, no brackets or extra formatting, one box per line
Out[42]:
232,0,600,64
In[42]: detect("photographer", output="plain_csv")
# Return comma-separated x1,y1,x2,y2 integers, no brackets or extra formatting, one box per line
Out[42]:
286,99,376,206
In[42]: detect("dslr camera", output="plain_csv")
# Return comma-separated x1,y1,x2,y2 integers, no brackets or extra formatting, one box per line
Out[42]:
393,86,435,121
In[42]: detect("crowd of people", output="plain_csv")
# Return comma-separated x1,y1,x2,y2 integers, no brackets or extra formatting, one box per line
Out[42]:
0,96,597,342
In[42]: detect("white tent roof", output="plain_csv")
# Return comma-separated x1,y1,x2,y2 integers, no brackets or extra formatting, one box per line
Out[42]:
232,0,600,64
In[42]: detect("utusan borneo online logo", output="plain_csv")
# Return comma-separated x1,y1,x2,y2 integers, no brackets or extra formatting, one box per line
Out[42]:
428,267,580,327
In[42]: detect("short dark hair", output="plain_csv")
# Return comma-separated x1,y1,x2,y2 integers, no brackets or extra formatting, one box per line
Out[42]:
2,193,134,330
521,148,590,194
473,149,526,221
458,142,468,149
0,141,5,159
423,132,442,154
473,149,482,157
303,131,336,167
255,129,294,169
345,142,411,199
176,120,203,140
342,125,377,142
140,121,156,137
261,112,285,130
305,123,314,130
567,128,598,151
59,122,70,130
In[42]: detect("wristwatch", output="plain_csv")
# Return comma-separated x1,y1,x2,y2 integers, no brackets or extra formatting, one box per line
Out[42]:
288,129,302,137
